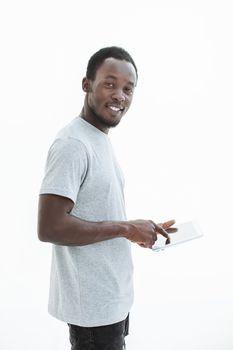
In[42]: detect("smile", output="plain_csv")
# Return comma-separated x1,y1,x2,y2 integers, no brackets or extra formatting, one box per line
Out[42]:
107,105,124,112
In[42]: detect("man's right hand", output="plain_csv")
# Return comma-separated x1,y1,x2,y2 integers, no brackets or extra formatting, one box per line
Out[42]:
125,219,176,249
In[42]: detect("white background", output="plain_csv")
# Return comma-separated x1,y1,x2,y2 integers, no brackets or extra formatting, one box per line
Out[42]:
0,0,233,349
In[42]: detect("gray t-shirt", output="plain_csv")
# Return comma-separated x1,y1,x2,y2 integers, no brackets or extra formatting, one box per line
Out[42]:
40,116,134,327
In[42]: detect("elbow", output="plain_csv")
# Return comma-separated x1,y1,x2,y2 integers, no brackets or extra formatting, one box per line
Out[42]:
38,231,49,243
37,222,55,243
37,228,50,243
37,219,65,244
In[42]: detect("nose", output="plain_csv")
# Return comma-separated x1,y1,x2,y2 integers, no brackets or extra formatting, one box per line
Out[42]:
111,89,126,102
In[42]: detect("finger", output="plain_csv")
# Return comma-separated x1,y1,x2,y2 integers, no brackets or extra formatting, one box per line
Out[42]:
141,243,152,249
138,243,147,248
161,220,176,229
155,224,170,241
137,241,151,248
166,227,178,234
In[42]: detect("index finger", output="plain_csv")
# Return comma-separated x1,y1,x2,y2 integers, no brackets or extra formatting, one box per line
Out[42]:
154,223,171,244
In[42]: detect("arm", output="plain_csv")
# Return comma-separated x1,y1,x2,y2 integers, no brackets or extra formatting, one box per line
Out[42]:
37,194,172,247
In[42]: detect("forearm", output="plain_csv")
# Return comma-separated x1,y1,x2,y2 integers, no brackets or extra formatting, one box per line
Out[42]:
37,194,171,247
39,213,129,246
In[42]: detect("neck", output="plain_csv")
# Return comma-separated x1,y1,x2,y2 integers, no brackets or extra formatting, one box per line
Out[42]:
80,97,110,134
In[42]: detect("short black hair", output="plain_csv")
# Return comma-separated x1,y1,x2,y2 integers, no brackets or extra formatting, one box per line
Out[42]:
86,46,138,81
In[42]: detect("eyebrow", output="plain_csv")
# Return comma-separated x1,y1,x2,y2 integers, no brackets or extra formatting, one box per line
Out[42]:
104,75,135,87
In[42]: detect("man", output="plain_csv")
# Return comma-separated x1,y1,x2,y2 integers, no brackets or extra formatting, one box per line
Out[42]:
38,46,175,350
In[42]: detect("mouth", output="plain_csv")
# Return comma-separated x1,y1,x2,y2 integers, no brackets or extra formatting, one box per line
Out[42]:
106,104,125,113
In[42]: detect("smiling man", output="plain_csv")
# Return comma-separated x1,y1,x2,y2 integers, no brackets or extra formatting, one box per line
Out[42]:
37,47,175,350
82,55,135,131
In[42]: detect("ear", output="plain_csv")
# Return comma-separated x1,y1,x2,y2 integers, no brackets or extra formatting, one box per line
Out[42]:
82,77,91,93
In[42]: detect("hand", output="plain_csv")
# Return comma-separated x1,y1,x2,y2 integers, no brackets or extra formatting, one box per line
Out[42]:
126,219,173,249
137,219,177,248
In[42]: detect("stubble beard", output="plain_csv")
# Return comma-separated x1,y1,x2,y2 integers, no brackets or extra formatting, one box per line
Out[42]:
89,104,121,129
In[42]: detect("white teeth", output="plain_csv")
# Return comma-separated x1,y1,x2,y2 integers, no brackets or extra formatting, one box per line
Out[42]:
108,106,121,112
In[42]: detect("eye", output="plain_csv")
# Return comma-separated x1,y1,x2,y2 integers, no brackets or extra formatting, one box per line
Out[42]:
104,82,114,88
124,86,134,95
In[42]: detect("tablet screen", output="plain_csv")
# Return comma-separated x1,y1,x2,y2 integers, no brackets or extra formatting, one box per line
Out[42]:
152,221,203,252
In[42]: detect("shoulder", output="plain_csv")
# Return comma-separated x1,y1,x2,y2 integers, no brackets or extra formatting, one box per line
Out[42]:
47,137,88,165
54,117,94,152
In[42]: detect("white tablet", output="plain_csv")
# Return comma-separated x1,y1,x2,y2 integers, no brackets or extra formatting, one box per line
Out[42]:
152,221,203,252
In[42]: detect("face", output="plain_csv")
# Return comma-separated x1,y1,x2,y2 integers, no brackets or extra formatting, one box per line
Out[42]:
82,58,137,132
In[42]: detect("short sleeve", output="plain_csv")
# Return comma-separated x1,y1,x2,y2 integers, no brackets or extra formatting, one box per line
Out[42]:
39,138,88,203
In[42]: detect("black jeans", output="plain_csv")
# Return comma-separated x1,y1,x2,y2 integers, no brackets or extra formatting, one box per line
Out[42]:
68,313,129,350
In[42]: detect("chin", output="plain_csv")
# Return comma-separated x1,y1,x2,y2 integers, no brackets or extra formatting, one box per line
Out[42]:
98,114,122,128
102,119,121,128
90,105,124,128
